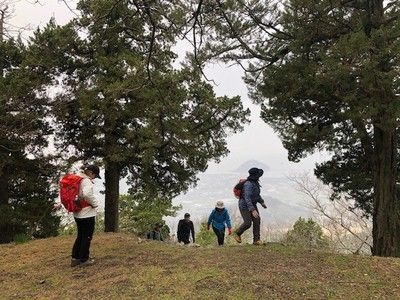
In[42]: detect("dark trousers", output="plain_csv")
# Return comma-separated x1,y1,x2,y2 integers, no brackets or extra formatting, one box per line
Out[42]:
212,226,225,246
236,208,261,242
72,217,95,262
178,236,190,244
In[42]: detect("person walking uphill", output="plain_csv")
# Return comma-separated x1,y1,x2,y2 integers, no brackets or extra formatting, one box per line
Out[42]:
177,213,195,245
235,167,267,245
70,165,101,267
207,201,232,246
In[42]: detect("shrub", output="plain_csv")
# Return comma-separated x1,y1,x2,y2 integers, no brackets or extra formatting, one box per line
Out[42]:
284,217,330,250
196,222,215,246
13,233,31,244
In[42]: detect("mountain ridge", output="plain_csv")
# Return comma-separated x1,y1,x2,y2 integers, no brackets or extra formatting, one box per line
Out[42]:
232,159,270,174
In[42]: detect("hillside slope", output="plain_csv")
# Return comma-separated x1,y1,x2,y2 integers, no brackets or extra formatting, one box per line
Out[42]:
1,233,400,299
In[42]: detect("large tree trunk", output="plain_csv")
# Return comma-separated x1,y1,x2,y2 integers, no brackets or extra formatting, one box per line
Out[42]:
0,171,8,205
0,7,5,43
104,162,120,232
0,170,14,243
372,125,400,256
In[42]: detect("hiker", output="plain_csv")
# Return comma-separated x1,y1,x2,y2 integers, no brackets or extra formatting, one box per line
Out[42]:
70,164,101,267
207,201,232,246
235,167,267,245
147,223,164,241
177,213,195,245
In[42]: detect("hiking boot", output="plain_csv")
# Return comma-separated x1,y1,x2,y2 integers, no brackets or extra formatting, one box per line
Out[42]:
79,259,95,267
71,258,80,267
234,235,242,243
253,240,264,246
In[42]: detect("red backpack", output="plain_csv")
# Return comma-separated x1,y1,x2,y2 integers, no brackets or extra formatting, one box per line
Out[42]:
233,179,247,199
60,174,90,213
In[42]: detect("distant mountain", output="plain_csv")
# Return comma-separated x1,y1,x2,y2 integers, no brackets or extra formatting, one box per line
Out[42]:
232,159,270,174
263,196,312,226
170,172,312,230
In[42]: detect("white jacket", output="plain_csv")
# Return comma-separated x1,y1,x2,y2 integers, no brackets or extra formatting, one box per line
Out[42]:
73,171,98,219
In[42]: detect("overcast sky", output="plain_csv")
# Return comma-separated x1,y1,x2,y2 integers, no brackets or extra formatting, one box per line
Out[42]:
7,0,326,177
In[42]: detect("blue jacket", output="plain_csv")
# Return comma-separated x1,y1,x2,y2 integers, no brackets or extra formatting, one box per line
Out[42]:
207,208,232,230
239,180,265,211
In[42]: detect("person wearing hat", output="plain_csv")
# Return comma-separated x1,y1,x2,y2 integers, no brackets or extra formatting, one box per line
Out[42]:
177,213,195,245
207,201,232,246
234,167,267,245
147,222,164,241
71,164,101,267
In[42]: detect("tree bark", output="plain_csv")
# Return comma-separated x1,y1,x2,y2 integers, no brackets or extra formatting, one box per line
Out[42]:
0,169,14,243
0,171,9,205
372,125,400,256
104,161,120,232
0,7,5,43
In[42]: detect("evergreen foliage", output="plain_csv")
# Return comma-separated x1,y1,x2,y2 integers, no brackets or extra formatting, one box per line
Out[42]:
118,194,179,237
195,0,400,256
26,1,250,232
284,217,330,250
0,37,60,243
196,222,215,246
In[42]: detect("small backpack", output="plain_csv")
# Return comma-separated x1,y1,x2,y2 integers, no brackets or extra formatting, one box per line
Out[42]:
59,174,90,213
233,179,247,199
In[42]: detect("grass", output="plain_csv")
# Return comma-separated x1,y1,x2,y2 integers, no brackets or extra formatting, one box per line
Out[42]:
1,233,400,299
12,233,32,244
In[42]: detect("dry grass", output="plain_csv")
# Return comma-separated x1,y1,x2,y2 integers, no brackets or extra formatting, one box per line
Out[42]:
1,233,400,299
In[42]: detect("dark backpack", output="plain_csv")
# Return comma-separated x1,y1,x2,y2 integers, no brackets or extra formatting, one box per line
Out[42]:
233,179,246,199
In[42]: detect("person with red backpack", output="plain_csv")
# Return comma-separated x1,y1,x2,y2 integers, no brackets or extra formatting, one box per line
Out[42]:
234,167,267,245
60,164,101,267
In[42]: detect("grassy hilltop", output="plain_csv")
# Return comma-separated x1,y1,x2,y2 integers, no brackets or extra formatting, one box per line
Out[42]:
1,233,400,299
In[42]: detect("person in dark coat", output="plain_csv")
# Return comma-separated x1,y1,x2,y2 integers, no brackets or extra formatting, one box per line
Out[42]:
234,167,267,245
177,213,195,244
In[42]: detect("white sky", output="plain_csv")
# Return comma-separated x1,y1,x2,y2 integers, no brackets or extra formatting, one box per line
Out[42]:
7,0,326,176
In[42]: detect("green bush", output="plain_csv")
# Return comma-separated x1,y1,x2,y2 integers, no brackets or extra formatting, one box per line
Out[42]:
196,221,239,246
284,217,330,250
196,222,216,246
95,213,105,233
119,194,179,239
13,233,31,244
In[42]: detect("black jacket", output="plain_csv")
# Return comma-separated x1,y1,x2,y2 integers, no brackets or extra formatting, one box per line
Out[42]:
177,219,195,243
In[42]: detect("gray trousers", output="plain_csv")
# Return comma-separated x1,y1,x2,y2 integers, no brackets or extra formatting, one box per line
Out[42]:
236,208,261,242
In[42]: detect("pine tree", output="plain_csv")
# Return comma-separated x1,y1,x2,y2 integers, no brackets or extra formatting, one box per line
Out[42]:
118,194,179,237
194,0,400,256
285,217,329,250
0,36,60,243
28,0,250,232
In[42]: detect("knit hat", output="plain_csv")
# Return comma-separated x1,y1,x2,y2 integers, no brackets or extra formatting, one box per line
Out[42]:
248,167,263,178
184,213,190,218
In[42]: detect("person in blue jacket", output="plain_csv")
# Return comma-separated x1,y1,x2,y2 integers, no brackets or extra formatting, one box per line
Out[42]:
207,200,232,246
235,167,267,245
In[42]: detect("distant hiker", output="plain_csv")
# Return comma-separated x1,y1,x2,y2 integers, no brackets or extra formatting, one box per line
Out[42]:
207,201,232,246
65,164,101,267
147,223,164,241
234,167,267,245
177,213,195,245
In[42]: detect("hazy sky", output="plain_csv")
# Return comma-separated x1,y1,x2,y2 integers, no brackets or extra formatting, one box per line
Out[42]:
7,0,326,177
